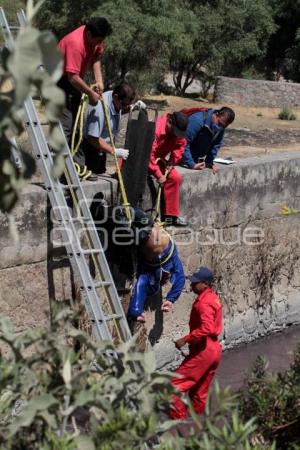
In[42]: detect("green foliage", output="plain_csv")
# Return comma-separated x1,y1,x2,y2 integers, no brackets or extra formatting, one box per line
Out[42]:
241,68,266,80
0,308,273,449
36,0,100,37
93,0,188,91
0,309,173,449
36,0,278,95
278,107,297,120
263,0,300,81
37,0,188,92
159,384,275,450
239,348,300,450
0,1,65,213
170,0,276,95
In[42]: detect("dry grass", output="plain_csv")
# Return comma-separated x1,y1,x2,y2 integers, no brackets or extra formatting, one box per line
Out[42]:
145,94,300,130
144,94,300,158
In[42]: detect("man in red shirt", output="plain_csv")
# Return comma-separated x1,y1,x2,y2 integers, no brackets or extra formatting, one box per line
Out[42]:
169,267,223,419
58,17,112,176
148,112,188,227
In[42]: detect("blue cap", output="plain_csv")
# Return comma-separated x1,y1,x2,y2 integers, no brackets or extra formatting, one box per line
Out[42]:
187,266,214,284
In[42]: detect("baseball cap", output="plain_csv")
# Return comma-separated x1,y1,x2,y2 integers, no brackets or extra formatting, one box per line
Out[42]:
171,112,188,137
187,266,214,284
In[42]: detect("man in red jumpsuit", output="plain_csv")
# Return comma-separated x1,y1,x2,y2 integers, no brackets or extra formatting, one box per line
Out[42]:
169,266,223,419
148,111,188,227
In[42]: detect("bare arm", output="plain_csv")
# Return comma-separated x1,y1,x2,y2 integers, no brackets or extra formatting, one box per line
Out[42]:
68,73,99,106
87,135,113,154
92,60,104,94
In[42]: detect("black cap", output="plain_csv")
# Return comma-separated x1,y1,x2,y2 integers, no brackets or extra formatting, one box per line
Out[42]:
132,208,154,229
131,208,154,245
187,266,214,284
171,112,188,137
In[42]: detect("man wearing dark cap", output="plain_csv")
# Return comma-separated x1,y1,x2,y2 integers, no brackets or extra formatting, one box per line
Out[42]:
148,111,188,226
169,266,223,419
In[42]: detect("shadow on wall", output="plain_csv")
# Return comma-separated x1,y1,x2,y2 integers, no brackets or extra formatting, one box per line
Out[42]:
146,289,164,346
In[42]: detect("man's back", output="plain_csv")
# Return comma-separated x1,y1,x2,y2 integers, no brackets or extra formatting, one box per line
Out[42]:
84,90,121,143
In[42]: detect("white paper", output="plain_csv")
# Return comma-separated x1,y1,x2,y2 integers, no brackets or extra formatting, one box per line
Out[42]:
214,157,236,165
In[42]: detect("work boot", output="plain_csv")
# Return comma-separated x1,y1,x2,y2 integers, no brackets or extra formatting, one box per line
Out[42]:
164,216,189,227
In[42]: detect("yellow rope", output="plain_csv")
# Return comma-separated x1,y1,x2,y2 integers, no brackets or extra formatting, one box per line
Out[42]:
145,238,175,267
155,184,162,219
100,95,132,223
70,88,132,223
71,94,88,156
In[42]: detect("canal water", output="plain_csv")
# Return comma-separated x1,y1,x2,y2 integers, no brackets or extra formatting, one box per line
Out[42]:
216,324,300,392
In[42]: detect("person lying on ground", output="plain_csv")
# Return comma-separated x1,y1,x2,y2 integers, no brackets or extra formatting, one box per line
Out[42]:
148,111,189,227
180,106,235,174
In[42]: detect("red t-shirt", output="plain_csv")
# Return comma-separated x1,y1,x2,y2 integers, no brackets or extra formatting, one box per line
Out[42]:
58,25,104,78
148,113,186,179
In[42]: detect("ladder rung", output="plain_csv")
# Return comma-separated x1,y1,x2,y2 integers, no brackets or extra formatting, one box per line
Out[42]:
94,281,111,288
98,314,123,323
71,217,92,223
82,249,101,255
53,217,92,225
50,150,70,157
60,184,80,190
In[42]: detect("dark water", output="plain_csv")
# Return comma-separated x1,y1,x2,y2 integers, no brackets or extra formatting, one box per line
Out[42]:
215,324,300,392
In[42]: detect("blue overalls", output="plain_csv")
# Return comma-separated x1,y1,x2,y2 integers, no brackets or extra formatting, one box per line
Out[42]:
128,240,185,318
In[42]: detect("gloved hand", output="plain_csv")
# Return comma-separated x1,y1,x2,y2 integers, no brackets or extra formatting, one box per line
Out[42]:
130,100,147,111
115,148,129,160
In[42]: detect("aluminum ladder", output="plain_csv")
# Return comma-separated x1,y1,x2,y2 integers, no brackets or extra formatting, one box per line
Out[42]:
0,7,132,345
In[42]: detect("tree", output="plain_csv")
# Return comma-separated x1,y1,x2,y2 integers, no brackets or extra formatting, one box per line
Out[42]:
263,0,300,81
170,0,276,96
98,0,192,90
37,0,193,92
36,0,100,38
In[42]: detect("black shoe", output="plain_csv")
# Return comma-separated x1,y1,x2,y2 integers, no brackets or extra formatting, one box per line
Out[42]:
164,216,188,227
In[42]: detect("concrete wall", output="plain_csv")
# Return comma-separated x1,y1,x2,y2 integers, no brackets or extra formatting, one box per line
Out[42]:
214,76,300,108
1,153,300,368
149,152,300,367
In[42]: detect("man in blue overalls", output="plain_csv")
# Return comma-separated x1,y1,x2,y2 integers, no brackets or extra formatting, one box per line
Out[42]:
127,209,185,323
181,106,235,174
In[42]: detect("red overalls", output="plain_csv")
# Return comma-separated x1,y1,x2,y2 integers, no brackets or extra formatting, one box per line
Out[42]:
148,114,186,217
169,288,223,419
